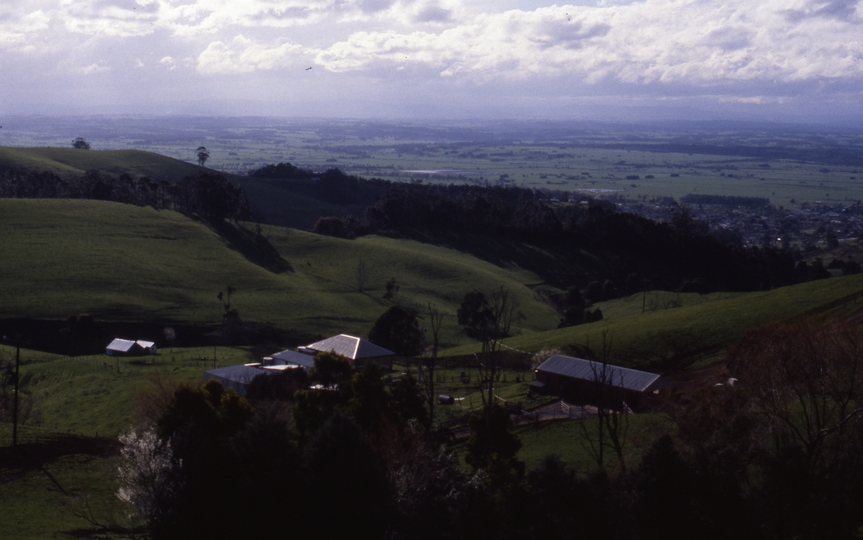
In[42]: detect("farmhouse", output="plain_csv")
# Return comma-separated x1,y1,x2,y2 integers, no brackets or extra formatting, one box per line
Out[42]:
203,334,395,395
532,354,669,411
105,338,157,356
299,334,395,369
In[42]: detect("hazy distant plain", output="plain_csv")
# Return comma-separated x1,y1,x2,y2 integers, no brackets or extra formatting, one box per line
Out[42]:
2,116,862,208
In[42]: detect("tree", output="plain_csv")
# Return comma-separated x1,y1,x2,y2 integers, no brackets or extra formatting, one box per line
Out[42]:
464,404,523,482
309,351,354,389
72,137,91,149
579,330,629,474
457,291,493,337
303,413,393,538
312,216,348,238
383,277,400,301
369,305,424,357
217,285,242,343
727,320,863,538
195,146,209,167
356,258,368,292
476,287,519,413
418,303,445,426
728,320,863,471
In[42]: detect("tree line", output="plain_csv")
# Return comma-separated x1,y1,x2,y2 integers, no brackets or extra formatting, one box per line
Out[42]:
0,169,250,222
680,193,771,207
294,169,797,293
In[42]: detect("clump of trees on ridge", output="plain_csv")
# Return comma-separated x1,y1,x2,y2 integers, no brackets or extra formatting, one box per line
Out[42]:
0,169,249,222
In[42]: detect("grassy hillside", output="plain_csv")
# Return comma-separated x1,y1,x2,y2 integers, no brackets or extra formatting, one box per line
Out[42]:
0,146,344,230
0,198,560,348
444,274,863,368
0,146,209,181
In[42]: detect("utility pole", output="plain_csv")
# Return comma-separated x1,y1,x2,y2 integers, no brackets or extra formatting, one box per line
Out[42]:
12,336,20,448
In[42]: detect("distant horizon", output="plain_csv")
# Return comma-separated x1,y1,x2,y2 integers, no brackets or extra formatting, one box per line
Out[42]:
2,112,863,132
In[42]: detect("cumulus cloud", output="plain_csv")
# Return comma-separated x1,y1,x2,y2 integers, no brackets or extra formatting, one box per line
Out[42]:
62,0,160,37
197,35,306,74
0,9,50,51
316,0,863,85
82,61,111,74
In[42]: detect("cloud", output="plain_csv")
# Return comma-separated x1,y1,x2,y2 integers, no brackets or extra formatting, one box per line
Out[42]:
62,0,160,37
0,9,50,51
82,61,111,74
159,55,176,70
197,35,306,74
315,0,863,86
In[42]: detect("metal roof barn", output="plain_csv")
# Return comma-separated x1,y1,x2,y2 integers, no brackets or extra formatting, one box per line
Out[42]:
536,355,662,393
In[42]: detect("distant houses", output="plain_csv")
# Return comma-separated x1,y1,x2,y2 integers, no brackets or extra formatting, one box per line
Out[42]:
105,338,157,356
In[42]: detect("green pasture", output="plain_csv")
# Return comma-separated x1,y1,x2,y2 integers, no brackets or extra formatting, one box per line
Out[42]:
8,346,254,438
450,413,675,474
3,135,862,219
0,146,208,181
0,198,560,347
0,429,130,539
444,273,863,367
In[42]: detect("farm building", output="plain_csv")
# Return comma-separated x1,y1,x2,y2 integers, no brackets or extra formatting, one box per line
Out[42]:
271,348,316,369
105,338,157,356
300,334,395,369
532,354,669,411
203,363,302,396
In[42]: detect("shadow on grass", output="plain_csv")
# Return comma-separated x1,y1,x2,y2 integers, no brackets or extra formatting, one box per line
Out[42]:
378,227,603,288
0,434,120,477
209,220,293,274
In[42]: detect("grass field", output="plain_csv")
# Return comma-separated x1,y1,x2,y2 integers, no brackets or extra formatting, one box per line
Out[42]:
0,198,560,348
444,273,863,367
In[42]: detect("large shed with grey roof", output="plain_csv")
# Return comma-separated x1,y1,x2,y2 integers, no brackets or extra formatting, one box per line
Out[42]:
533,354,668,411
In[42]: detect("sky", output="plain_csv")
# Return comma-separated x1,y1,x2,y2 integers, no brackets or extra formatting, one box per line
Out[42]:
1,0,862,124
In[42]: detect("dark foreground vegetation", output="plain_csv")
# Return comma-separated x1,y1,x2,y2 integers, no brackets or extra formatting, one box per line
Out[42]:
106,319,863,540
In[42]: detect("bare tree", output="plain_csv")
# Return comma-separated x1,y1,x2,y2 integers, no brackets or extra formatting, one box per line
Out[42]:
356,258,368,292
729,320,863,472
418,303,444,426
579,329,629,474
477,287,519,413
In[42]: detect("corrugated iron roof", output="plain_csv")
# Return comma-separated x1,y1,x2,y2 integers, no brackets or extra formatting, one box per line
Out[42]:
106,338,137,352
536,354,661,392
305,334,394,360
204,364,267,385
272,349,316,369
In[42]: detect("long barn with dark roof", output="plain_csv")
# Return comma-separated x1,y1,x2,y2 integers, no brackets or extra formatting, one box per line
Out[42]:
532,354,669,411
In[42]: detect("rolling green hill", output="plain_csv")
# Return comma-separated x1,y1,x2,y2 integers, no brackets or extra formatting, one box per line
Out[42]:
0,146,383,230
0,198,560,348
444,274,863,369
0,146,209,181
